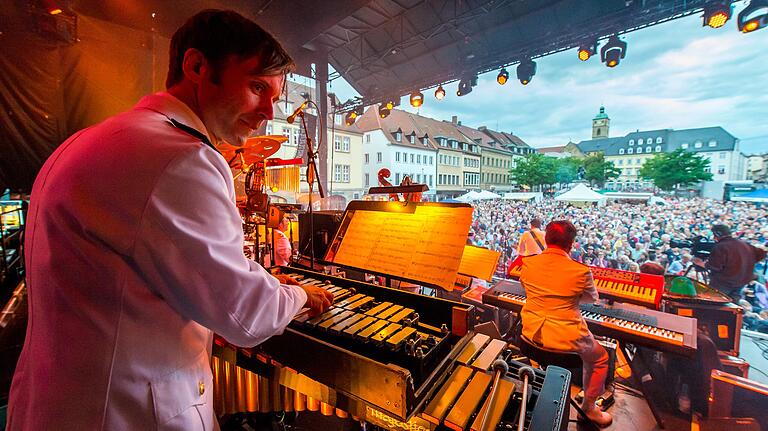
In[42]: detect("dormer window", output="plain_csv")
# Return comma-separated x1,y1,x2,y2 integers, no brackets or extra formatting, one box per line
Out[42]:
409,134,415,144
395,131,402,142
708,140,717,147
628,148,634,154
681,143,689,149
646,146,651,153
619,148,625,155
656,137,663,143
694,141,702,148
646,138,653,145
422,137,428,146
629,139,634,146
637,147,643,154
655,145,662,152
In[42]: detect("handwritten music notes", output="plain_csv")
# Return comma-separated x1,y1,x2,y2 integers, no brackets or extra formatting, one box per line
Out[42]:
330,205,473,290
457,245,501,282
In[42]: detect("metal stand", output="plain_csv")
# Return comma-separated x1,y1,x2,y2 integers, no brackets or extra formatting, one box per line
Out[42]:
297,108,326,270
684,263,709,284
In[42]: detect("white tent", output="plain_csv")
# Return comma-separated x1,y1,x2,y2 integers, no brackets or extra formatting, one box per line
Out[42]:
475,190,502,200
554,183,607,206
455,191,482,202
502,192,542,202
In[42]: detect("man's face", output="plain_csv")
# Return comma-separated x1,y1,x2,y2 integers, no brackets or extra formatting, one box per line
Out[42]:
198,55,284,146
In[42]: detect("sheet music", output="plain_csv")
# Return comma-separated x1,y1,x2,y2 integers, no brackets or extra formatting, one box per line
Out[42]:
332,205,473,289
458,245,501,281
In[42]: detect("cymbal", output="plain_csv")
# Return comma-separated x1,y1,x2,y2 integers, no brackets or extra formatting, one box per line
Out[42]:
220,135,287,166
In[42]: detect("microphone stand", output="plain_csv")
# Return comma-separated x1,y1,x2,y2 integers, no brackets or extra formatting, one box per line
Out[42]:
297,105,326,270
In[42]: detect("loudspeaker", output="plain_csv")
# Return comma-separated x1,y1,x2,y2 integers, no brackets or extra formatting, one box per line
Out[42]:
666,301,743,355
298,211,342,261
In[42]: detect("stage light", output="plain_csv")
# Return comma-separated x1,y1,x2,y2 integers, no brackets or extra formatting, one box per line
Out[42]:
434,85,446,100
410,91,424,107
496,68,509,85
577,41,597,61
378,104,391,118
738,0,768,33
516,58,536,85
457,75,476,96
600,35,627,68
42,0,64,15
344,111,358,126
703,2,732,28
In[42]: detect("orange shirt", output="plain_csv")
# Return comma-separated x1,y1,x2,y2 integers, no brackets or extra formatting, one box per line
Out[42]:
519,247,598,351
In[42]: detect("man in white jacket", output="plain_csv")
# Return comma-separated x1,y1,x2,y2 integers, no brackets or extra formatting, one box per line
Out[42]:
7,10,333,430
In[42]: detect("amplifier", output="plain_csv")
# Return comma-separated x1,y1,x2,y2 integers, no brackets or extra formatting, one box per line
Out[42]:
665,301,743,356
298,211,342,261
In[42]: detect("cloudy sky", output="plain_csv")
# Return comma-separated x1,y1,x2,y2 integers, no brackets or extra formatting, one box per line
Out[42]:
323,1,768,154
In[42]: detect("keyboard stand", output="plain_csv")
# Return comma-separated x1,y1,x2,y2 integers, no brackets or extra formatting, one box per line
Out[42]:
620,344,665,429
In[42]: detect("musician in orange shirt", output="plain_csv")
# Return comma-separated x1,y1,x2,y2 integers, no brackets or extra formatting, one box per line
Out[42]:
519,220,612,427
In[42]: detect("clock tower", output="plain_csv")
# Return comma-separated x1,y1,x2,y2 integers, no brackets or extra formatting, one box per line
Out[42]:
592,106,610,139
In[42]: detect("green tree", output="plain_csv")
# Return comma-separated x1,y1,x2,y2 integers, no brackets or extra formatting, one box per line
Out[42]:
639,149,713,190
554,156,582,185
510,153,556,190
583,153,620,187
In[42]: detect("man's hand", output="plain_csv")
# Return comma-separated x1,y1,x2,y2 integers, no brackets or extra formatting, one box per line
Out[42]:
274,273,300,285
692,256,706,267
299,284,334,316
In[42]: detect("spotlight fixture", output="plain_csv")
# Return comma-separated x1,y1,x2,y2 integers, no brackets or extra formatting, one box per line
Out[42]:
434,85,446,100
496,68,509,85
577,41,597,61
42,0,64,14
600,35,627,68
738,0,768,33
516,58,536,85
378,104,391,118
456,75,477,97
410,91,424,107
703,1,732,28
344,111,358,126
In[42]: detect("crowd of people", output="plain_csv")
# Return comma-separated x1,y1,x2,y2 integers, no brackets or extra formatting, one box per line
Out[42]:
468,197,768,330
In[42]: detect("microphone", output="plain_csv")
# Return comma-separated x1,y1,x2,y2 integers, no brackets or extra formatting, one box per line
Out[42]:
286,101,309,124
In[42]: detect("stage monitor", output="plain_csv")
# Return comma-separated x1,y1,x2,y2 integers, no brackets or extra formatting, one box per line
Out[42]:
709,369,768,429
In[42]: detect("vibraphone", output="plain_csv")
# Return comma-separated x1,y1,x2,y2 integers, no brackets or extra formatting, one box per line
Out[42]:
212,267,570,430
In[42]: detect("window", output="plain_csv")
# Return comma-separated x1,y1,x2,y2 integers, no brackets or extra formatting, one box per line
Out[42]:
395,152,400,162
364,153,369,164
629,139,634,146
429,156,433,165
429,175,433,186
656,137,662,143
334,136,342,151
409,134,415,144
284,101,293,113
619,148,625,155
417,155,421,164
282,126,291,140
618,159,623,165
266,122,272,135
410,154,414,163
377,152,382,163
629,148,635,154
366,134,371,143
342,137,350,152
637,147,643,154
717,166,725,175
694,141,703,148
646,146,651,153
292,128,300,146
704,166,711,173
719,152,726,159
364,173,369,186
395,173,400,184
334,114,342,124
655,145,662,152
395,132,402,142
681,143,689,149
422,137,429,146
416,174,421,183
636,158,641,164
646,138,653,145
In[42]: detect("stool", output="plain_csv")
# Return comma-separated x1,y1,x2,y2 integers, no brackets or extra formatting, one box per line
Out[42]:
519,336,600,430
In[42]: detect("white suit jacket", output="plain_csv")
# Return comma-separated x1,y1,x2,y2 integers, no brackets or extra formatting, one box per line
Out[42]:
8,92,307,430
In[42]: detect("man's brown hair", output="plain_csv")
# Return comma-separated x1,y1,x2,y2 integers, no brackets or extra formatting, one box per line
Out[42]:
166,9,295,88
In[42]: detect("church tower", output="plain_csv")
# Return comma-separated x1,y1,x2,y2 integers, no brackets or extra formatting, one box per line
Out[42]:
592,106,610,139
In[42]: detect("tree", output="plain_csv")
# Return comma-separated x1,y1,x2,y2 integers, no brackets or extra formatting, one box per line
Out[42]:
640,149,713,191
554,156,582,186
510,153,556,190
583,153,620,188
